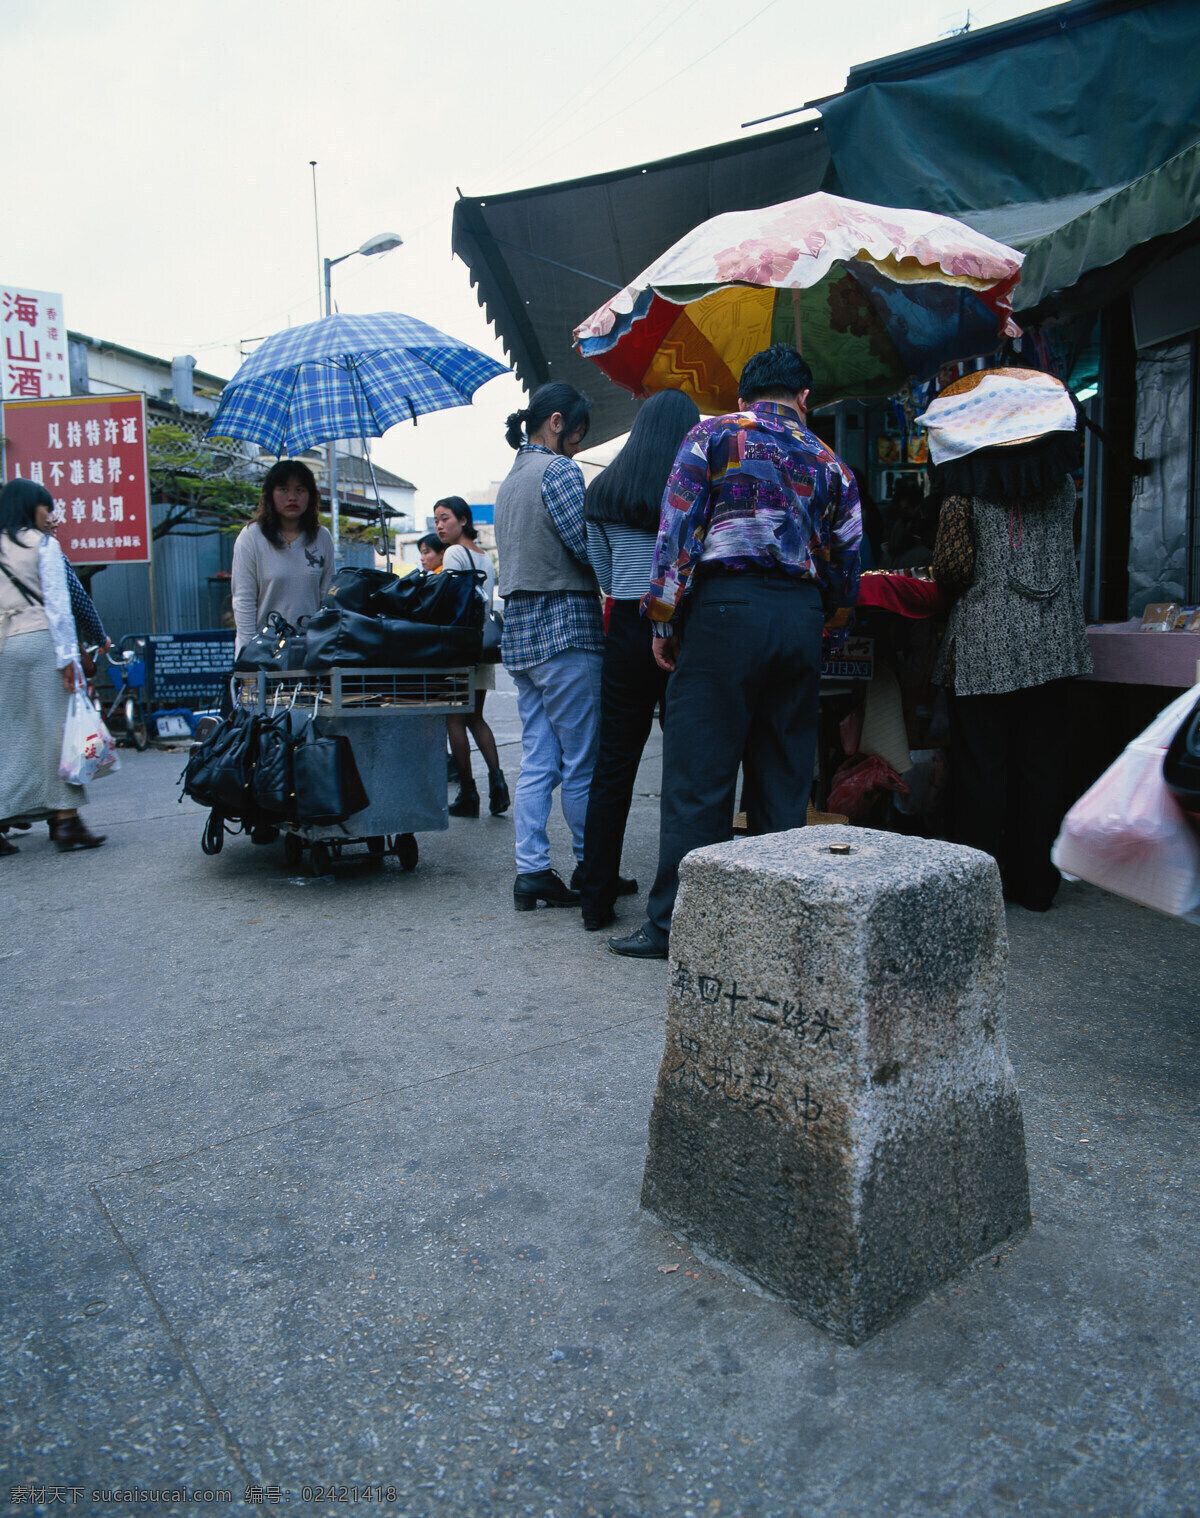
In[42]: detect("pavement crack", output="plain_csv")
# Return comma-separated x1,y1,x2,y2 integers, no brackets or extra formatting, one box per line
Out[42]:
88,1011,660,1183
88,1181,255,1486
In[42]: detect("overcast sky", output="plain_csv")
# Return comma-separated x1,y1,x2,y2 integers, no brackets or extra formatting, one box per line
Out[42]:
3,0,1046,515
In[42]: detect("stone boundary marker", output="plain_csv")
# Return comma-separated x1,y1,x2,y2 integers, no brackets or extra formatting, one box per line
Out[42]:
640,825,1031,1344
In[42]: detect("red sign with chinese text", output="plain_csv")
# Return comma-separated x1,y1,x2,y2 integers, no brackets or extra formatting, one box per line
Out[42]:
1,393,151,565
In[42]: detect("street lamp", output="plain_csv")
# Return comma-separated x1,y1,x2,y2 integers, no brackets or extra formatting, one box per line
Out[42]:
323,231,403,561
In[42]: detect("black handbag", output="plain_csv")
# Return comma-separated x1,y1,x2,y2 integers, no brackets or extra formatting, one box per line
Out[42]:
253,707,302,819
371,568,485,629
234,612,295,671
181,705,260,818
325,566,398,614
303,605,483,669
480,605,503,663
293,720,370,825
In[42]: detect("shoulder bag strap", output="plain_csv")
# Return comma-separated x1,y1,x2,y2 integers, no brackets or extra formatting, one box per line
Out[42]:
0,556,44,606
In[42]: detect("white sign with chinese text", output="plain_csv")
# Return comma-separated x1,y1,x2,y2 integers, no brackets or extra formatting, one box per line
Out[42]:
1,285,69,400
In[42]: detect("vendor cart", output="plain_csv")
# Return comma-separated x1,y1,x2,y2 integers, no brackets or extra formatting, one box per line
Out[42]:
237,665,473,874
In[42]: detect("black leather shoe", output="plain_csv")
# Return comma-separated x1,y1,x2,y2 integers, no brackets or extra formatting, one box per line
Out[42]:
608,924,668,959
581,904,616,932
513,869,580,911
570,866,637,895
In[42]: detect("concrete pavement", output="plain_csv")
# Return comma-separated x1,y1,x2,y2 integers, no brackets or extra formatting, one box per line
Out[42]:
1,695,1197,1517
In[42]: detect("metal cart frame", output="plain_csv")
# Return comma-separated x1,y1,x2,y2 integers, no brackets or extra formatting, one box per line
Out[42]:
238,666,475,874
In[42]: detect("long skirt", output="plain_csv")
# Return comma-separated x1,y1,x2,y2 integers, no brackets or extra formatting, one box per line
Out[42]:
0,629,85,820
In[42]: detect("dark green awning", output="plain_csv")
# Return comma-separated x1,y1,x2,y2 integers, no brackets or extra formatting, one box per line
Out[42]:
958,141,1200,310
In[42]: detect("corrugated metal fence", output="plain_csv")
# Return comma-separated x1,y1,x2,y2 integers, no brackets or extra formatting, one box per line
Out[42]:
88,510,375,644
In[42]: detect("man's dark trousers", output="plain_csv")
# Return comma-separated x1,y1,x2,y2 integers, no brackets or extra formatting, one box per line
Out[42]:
645,570,825,947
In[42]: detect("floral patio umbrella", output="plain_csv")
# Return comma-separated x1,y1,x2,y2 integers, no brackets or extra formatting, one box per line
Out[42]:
574,192,1023,412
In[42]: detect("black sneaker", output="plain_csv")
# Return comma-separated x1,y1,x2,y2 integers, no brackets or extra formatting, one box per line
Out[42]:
608,924,668,959
513,869,580,911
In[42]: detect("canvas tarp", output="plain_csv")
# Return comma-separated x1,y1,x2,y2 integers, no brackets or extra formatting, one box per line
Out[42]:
820,0,1200,216
452,120,829,445
957,140,1200,311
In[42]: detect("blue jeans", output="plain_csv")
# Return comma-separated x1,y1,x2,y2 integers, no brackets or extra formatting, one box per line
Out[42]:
510,648,603,875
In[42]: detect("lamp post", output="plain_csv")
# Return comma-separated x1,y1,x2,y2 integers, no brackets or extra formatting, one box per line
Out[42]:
323,230,403,561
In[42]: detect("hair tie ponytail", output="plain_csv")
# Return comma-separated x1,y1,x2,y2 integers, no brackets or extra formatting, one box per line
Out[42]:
504,407,529,451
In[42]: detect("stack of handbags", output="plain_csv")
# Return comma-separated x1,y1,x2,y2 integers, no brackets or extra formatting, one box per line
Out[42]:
182,702,369,830
303,566,486,671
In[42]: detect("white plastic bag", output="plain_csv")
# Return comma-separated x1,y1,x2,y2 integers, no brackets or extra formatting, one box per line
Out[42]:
1052,683,1200,922
59,682,120,786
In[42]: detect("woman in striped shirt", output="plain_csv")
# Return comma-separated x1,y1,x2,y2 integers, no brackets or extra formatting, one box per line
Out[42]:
576,389,699,932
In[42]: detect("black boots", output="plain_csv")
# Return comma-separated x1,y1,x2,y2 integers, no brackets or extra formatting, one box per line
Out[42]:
450,768,510,819
449,779,480,817
488,768,511,816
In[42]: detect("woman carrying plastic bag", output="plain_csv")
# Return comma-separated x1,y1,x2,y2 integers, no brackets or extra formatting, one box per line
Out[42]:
0,479,107,855
1052,684,1200,924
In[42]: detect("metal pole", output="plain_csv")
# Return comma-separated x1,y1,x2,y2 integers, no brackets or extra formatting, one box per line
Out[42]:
310,161,322,320
324,255,340,564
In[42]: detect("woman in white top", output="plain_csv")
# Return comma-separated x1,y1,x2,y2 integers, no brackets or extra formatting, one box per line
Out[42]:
231,461,334,654
432,496,509,818
0,479,105,852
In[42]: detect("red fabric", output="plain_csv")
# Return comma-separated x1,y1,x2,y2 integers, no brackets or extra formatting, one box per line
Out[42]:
827,755,910,822
857,573,948,618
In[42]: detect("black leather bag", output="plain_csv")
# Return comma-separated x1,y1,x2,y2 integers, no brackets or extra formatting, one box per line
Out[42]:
293,720,370,825
181,706,260,818
234,612,296,671
371,568,485,629
253,707,302,820
276,633,309,672
325,566,397,614
480,605,503,663
303,605,483,669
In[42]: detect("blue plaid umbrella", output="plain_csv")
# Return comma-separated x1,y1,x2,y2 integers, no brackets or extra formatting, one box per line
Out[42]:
206,311,509,453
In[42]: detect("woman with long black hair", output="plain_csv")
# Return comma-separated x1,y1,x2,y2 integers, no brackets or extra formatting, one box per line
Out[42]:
923,368,1092,911
231,460,333,655
0,479,105,853
575,389,700,930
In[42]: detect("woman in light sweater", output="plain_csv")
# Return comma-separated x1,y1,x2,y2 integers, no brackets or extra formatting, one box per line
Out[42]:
433,496,509,818
0,479,105,853
231,461,334,654
575,389,700,930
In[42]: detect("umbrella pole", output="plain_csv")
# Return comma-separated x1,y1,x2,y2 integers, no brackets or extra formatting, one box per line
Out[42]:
329,444,340,564
791,289,804,355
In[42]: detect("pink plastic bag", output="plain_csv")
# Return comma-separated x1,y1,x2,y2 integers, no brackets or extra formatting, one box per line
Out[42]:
1052,683,1200,922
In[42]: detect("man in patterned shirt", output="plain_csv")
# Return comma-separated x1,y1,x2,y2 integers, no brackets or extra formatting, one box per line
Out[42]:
609,345,861,959
495,383,605,911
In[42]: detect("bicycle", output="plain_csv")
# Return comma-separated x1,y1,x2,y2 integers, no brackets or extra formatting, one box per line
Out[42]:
94,636,150,751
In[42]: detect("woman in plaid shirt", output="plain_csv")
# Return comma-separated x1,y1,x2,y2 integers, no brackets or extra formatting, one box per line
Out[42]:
494,384,604,912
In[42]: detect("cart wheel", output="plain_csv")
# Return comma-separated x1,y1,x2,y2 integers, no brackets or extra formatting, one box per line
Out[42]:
201,810,224,856
310,842,333,876
366,835,387,859
283,831,304,869
125,696,149,752
394,833,418,871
